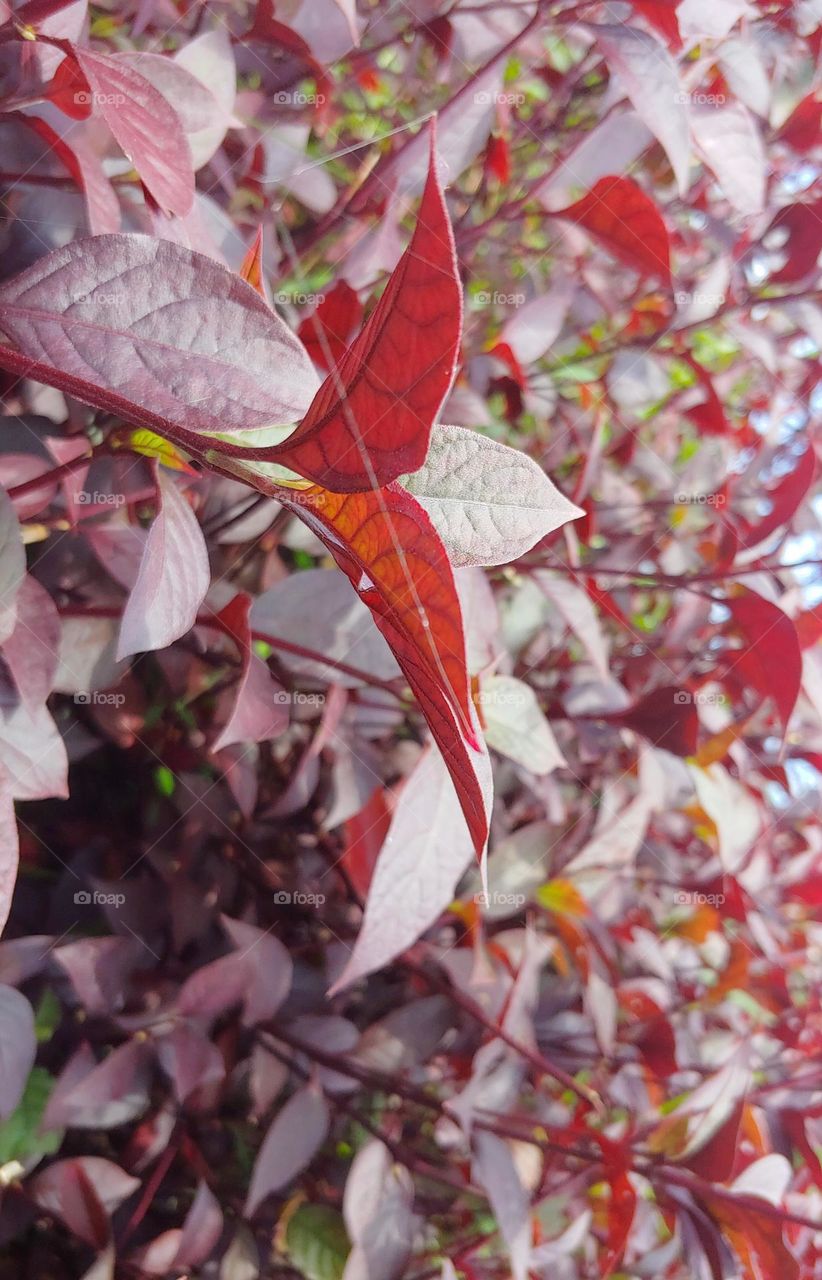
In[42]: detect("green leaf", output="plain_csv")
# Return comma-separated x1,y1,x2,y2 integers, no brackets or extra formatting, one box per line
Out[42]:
34,988,61,1043
0,1067,62,1168
284,1205,350,1280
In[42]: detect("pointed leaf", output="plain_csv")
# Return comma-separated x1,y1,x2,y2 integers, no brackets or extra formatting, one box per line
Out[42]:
330,743,492,992
267,125,461,491
401,423,583,567
73,47,195,216
212,593,288,751
244,1084,329,1217
727,592,802,732
276,482,489,856
117,472,209,660
479,675,565,775
298,281,364,372
553,176,672,285
587,24,690,195
473,1131,531,1280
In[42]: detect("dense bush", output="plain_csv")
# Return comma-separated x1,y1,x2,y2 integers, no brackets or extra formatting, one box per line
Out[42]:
0,0,820,1277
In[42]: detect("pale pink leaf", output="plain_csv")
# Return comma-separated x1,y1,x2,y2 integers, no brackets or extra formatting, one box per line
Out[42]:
117,473,210,660
588,24,691,195
402,425,582,569
330,741,493,993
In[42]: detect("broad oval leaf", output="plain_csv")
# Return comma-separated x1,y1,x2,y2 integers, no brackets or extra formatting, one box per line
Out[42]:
117,472,209,660
0,235,318,445
401,423,583,567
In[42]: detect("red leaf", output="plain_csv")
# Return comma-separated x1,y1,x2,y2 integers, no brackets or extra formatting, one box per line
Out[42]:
298,281,364,372
727,592,802,732
602,1170,637,1277
629,0,682,49
268,122,462,491
342,788,392,899
764,200,822,285
735,446,816,549
698,1193,799,1280
777,93,822,152
682,1101,744,1182
277,483,488,857
45,51,92,118
602,685,699,757
553,175,672,286
485,132,511,185
73,46,195,216
212,593,289,751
